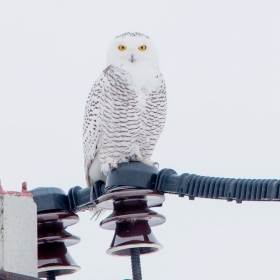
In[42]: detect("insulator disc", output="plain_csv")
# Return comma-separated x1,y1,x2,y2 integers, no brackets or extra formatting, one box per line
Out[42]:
107,220,163,256
38,210,80,247
96,189,165,210
37,210,79,228
38,242,80,278
100,197,166,230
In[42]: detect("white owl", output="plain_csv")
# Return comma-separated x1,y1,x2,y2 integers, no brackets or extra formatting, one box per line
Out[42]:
83,32,167,187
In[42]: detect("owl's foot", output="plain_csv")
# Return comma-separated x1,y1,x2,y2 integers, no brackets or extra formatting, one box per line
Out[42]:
101,160,118,176
141,159,159,168
128,145,143,162
127,153,159,168
127,154,140,163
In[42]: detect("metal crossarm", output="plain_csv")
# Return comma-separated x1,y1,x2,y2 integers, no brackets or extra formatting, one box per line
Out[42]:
155,169,280,203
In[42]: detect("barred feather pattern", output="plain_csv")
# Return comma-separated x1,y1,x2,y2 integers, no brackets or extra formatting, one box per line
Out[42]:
83,65,166,186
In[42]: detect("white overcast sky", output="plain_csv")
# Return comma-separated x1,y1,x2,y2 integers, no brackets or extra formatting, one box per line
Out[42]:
1,1,280,279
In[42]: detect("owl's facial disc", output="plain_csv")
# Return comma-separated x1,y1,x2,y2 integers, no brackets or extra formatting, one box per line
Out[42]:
107,33,159,68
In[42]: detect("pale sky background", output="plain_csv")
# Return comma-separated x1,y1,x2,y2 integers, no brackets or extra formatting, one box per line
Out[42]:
1,1,280,279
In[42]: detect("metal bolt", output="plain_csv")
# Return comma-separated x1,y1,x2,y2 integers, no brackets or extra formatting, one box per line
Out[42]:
130,248,142,280
22,182,27,191
46,271,56,280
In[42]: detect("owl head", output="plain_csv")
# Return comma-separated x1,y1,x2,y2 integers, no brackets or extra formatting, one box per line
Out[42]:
106,32,159,69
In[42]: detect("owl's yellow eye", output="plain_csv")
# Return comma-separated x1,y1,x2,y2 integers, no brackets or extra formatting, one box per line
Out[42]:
138,45,147,51
118,45,127,51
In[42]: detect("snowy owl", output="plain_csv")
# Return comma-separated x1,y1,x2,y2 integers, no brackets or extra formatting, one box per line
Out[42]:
83,32,167,187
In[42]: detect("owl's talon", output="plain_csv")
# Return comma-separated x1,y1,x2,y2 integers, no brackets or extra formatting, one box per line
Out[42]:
141,159,159,168
109,162,118,170
128,155,139,163
101,161,118,175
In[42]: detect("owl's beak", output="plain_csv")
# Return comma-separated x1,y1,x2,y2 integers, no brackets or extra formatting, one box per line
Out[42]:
130,55,134,63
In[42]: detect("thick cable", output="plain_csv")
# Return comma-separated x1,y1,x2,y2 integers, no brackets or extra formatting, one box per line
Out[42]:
156,169,280,202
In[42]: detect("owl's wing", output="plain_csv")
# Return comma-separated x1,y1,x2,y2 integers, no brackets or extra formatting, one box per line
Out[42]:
83,66,110,186
156,73,167,136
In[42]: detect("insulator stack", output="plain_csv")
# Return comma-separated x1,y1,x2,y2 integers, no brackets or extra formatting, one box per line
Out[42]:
98,189,165,256
31,187,80,279
96,162,166,279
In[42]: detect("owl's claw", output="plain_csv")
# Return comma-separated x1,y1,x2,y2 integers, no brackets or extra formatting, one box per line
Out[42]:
101,161,118,175
128,154,139,163
109,162,118,170
127,156,159,168
140,159,160,169
154,162,159,168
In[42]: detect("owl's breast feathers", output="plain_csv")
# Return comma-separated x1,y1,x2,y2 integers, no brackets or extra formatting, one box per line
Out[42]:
83,65,167,186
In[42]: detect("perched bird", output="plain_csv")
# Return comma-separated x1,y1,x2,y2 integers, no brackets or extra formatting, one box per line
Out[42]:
83,32,167,187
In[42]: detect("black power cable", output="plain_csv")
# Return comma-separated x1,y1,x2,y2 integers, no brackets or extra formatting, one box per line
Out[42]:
156,168,280,203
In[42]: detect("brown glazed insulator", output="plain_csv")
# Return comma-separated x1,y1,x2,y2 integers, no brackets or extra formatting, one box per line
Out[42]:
107,219,163,256
97,189,166,257
37,210,80,278
96,189,165,210
100,196,166,230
